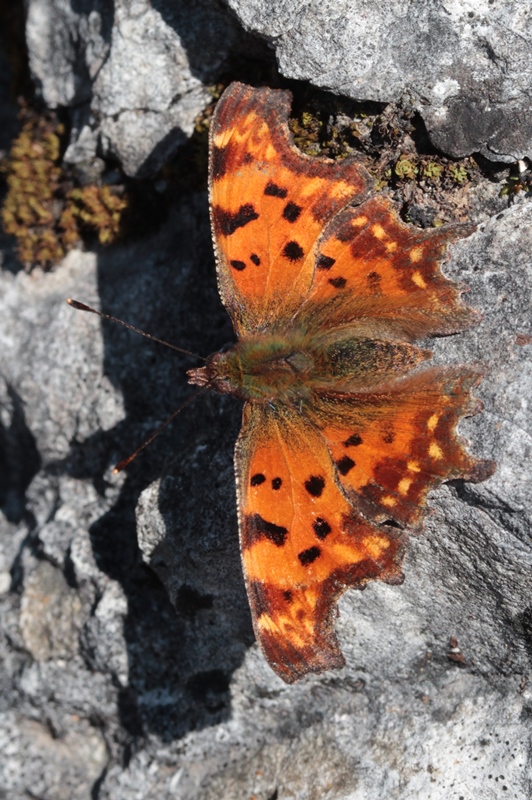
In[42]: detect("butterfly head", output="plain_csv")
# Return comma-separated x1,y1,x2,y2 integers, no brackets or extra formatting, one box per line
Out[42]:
187,348,242,397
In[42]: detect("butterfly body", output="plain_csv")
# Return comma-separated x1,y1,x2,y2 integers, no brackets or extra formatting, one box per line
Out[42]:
189,327,431,403
199,82,494,683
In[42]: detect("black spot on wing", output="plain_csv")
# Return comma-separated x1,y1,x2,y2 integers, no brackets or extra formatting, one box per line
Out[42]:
367,271,381,290
304,475,325,497
230,259,246,271
264,182,288,198
343,434,362,447
246,514,288,547
329,276,347,289
336,456,355,476
298,546,321,566
313,517,332,540
283,202,302,222
272,477,282,490
382,430,395,444
283,241,304,262
213,204,259,236
250,473,266,486
317,255,336,270
283,589,293,603
250,253,261,266
211,144,230,180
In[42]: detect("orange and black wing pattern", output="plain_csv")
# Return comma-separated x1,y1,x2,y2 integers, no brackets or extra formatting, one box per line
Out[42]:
209,82,371,335
314,368,495,530
235,374,493,683
295,195,479,341
235,403,405,684
208,83,493,684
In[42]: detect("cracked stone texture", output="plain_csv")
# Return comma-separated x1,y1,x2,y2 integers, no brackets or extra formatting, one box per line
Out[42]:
25,0,255,177
1,179,532,797
228,0,532,163
25,0,532,178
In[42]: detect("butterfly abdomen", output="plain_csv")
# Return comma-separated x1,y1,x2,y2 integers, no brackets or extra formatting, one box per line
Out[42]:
310,332,431,391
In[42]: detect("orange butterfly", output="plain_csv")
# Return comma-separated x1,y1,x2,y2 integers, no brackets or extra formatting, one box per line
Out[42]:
187,82,494,684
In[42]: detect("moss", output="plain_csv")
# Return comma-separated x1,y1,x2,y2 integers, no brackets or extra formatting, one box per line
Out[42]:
449,164,469,184
499,162,532,198
422,162,444,181
63,186,128,245
1,105,129,268
289,110,324,157
394,156,418,180
282,88,509,226
1,109,66,265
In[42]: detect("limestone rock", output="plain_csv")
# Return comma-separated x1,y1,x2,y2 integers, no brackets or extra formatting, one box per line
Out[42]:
25,0,246,176
25,0,532,176
228,0,532,162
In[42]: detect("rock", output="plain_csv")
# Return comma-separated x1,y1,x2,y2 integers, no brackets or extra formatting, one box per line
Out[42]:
25,0,250,176
228,0,532,162
0,714,108,800
20,559,84,661
27,0,532,177
25,0,532,175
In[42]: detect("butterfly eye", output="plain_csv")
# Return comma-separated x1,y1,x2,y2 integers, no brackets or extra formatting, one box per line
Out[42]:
215,376,234,394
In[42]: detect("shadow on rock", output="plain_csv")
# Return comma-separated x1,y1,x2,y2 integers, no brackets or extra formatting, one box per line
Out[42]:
61,193,253,741
152,0,277,87
0,382,40,525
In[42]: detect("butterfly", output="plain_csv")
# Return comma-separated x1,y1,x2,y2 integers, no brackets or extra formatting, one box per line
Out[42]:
186,82,494,684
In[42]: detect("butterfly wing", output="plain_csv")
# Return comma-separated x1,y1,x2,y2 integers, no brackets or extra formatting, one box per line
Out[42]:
314,367,495,530
235,402,405,683
296,195,479,341
209,82,371,335
236,370,493,682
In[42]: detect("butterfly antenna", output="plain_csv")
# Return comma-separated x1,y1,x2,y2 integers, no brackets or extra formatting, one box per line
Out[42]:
113,384,211,473
66,298,207,361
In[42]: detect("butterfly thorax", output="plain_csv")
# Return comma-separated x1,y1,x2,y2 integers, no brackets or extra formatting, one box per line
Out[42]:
188,328,430,403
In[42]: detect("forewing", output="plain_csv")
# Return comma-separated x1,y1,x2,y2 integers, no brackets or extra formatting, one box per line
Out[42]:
235,402,404,684
315,367,495,529
296,195,479,341
209,82,370,335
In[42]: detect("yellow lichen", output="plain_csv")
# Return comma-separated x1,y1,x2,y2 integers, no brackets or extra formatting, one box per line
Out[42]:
63,185,127,245
1,106,129,268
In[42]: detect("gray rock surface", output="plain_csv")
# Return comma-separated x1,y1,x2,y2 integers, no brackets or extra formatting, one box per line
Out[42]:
229,0,532,163
25,0,532,177
26,0,251,176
